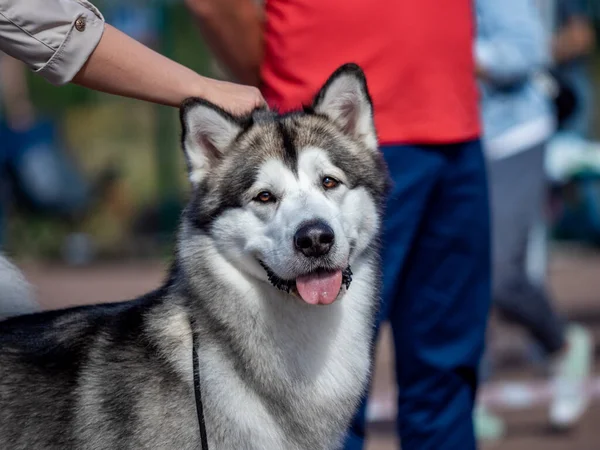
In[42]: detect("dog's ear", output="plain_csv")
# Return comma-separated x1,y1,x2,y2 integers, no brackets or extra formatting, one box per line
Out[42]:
180,98,243,185
312,63,377,151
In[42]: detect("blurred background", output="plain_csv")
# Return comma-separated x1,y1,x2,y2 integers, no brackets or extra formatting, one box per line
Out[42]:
3,0,600,449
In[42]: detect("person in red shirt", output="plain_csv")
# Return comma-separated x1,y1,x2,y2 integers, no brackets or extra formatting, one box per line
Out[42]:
187,1,490,448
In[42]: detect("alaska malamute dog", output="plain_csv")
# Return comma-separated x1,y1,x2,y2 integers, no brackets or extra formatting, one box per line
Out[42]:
0,64,388,450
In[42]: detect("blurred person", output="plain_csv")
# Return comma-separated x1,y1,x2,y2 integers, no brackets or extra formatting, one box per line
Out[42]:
526,1,595,284
542,0,598,250
0,73,39,316
473,0,593,440
0,53,125,268
0,0,265,319
0,54,92,241
187,0,491,449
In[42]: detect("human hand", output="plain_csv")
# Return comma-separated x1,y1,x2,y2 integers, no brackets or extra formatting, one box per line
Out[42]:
199,78,266,115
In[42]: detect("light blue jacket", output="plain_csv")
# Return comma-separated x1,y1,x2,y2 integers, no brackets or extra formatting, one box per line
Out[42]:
475,0,556,158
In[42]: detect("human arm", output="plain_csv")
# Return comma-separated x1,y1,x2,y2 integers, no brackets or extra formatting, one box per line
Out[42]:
0,0,264,112
72,24,264,113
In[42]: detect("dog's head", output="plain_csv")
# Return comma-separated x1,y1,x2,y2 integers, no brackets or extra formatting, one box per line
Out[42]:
179,64,388,305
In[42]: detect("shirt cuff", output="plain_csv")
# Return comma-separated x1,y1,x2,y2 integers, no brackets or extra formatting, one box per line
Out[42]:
36,8,104,86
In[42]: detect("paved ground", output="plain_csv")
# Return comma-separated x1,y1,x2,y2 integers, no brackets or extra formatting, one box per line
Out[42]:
17,243,600,450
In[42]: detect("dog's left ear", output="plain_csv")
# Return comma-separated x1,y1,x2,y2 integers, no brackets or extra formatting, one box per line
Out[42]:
179,98,243,185
313,63,377,151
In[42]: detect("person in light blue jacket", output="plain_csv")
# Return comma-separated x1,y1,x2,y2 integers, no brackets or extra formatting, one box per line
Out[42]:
475,0,592,440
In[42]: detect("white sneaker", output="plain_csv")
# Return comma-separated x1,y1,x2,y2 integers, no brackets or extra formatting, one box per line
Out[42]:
474,405,506,442
549,324,593,429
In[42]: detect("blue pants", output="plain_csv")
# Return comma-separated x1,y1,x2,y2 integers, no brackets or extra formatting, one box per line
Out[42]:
344,141,491,450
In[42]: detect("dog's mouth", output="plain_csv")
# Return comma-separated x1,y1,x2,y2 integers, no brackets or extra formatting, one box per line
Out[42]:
258,261,352,305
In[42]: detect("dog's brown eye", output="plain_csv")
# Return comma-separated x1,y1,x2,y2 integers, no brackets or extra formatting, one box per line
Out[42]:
255,191,275,203
322,176,339,190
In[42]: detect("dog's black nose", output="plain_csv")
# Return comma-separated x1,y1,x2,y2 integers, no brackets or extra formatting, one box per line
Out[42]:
294,221,335,257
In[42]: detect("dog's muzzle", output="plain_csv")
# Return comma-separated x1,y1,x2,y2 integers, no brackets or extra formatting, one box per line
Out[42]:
258,261,353,296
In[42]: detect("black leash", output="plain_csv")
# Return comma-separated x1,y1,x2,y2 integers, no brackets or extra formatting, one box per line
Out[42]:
192,329,209,449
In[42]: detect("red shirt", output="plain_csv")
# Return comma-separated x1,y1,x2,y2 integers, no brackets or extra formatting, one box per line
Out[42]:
261,0,480,145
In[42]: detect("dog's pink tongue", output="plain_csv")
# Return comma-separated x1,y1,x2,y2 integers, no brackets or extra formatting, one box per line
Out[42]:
296,270,342,305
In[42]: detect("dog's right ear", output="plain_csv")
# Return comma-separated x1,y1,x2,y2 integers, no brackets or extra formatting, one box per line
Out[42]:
312,63,377,152
180,98,243,185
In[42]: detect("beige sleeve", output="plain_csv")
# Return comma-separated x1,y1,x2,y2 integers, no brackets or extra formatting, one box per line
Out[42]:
0,0,104,85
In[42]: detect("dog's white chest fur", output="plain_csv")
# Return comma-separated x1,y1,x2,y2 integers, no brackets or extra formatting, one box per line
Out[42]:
196,261,376,450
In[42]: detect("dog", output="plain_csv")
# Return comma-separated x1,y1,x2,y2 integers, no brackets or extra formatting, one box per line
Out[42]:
0,63,389,450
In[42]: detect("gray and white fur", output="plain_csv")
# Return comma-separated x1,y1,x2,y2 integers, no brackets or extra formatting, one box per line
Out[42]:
0,64,389,450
